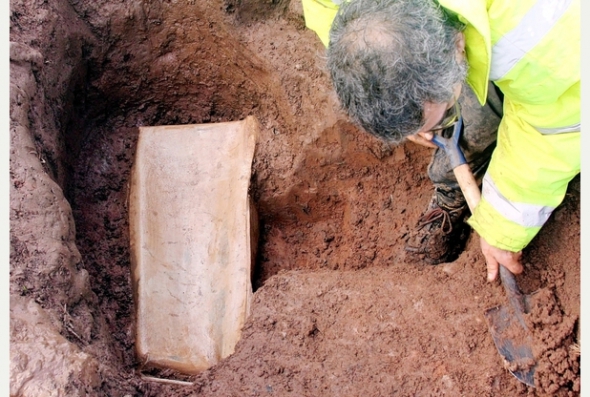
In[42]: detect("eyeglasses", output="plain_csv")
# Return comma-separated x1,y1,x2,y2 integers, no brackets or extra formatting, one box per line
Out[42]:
425,101,461,133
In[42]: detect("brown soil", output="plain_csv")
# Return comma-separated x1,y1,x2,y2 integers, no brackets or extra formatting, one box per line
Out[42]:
9,0,580,396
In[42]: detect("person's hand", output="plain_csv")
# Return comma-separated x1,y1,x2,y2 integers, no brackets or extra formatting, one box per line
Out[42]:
480,237,524,281
406,132,438,149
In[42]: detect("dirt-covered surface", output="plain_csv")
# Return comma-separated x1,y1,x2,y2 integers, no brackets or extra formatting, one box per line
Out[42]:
9,0,580,396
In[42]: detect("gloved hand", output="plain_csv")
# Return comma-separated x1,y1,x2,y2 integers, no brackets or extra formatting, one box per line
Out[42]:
432,117,466,169
406,131,439,149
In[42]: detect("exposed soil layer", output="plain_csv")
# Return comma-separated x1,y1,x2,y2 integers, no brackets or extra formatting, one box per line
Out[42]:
9,0,580,396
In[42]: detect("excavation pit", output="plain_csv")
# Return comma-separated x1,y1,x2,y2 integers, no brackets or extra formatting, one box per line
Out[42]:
9,1,580,396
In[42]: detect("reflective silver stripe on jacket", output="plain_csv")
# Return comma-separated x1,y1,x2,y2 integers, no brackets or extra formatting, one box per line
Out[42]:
481,174,555,227
489,0,573,81
534,122,580,135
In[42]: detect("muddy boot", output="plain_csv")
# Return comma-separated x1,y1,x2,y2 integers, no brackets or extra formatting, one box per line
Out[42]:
404,188,471,265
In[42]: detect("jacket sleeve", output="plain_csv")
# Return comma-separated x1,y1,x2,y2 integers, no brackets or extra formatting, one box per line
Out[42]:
467,99,580,252
301,0,340,48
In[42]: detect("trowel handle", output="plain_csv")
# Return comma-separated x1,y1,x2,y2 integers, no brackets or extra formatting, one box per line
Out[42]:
452,163,480,214
453,158,528,322
434,118,476,209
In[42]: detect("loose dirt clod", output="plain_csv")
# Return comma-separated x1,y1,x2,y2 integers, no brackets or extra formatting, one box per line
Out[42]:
9,0,580,396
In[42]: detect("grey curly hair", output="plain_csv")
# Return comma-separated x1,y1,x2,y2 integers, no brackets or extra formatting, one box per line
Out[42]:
327,0,467,144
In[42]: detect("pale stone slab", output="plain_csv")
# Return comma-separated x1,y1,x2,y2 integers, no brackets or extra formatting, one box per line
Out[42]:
129,116,259,374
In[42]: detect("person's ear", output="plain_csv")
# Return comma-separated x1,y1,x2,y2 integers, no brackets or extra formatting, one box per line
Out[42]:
455,32,466,62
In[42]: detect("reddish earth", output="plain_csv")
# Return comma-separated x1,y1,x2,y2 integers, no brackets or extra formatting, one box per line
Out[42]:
9,0,580,396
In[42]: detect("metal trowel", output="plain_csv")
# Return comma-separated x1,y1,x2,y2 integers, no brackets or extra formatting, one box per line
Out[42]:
432,114,536,387
483,267,536,386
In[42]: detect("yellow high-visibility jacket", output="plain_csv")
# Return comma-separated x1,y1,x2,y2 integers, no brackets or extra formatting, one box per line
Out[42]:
302,0,580,252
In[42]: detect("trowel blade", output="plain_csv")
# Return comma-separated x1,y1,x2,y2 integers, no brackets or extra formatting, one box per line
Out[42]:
484,305,536,387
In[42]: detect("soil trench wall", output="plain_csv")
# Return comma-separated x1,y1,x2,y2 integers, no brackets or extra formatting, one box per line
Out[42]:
10,0,344,394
